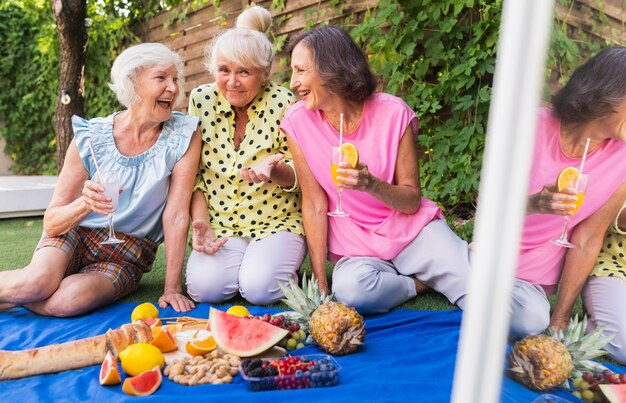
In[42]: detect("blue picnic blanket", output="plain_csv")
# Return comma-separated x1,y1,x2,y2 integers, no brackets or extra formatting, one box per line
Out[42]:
0,303,616,402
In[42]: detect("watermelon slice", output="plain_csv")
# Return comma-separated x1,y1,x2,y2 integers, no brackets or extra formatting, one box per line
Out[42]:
599,384,626,403
209,307,289,357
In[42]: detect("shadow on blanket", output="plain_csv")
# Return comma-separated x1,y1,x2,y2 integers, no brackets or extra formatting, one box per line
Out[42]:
0,303,615,402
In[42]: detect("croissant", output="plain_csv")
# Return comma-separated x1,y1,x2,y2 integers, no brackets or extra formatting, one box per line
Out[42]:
0,322,152,380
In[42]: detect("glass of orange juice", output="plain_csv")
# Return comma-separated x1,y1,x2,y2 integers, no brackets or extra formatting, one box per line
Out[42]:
328,146,349,217
551,173,589,248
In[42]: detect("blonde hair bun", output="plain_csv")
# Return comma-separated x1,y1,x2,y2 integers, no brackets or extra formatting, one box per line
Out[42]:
236,6,272,34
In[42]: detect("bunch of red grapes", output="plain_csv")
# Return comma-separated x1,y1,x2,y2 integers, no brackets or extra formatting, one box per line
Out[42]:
571,370,626,402
257,313,307,350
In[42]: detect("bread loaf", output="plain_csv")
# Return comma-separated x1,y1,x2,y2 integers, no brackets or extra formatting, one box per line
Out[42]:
0,321,152,380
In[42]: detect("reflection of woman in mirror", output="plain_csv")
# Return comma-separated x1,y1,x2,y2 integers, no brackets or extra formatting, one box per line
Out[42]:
511,46,626,350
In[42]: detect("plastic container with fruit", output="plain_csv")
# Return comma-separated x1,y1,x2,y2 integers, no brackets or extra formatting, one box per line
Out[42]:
240,354,341,392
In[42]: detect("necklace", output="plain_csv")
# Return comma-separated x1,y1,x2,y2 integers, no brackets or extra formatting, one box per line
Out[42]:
326,112,361,134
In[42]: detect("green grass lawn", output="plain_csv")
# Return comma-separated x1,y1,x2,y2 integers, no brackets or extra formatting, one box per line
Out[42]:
0,217,455,311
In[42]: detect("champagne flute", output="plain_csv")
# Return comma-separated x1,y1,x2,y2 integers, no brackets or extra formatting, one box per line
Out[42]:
551,173,589,248
100,174,125,245
328,145,349,217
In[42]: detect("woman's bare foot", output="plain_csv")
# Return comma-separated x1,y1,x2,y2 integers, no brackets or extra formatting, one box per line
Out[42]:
413,278,430,294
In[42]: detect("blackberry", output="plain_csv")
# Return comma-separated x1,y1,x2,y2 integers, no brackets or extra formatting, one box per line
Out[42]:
248,368,267,378
250,378,276,391
266,365,279,376
248,365,279,378
241,359,263,373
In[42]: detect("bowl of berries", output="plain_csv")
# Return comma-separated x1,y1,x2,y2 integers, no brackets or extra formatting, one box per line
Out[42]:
240,354,341,392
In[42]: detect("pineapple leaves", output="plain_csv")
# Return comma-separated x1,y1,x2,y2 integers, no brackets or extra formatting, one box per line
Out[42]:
546,314,615,377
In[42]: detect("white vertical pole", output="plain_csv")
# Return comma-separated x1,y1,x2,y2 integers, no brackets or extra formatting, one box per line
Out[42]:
450,1,554,403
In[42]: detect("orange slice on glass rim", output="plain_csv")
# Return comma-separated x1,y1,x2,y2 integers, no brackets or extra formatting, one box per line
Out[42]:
341,143,359,168
186,336,217,356
556,167,579,192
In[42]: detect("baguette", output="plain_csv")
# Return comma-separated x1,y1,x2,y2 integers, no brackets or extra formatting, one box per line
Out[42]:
0,321,152,380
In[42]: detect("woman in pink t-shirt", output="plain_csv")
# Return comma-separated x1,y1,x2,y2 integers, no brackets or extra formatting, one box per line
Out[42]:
512,46,626,340
280,26,471,313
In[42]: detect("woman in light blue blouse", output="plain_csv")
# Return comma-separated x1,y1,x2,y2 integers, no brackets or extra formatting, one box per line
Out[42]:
0,43,201,316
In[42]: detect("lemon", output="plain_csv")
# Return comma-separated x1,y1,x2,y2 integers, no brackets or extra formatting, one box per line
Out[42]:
131,302,159,323
119,343,164,376
226,305,251,317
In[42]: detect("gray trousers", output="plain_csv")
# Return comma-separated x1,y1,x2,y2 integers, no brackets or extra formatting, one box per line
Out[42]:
508,278,551,339
583,276,626,364
331,218,471,313
185,231,306,305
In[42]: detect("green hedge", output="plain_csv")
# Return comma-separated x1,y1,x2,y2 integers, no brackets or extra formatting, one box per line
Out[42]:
0,0,154,175
0,2,58,174
352,0,500,214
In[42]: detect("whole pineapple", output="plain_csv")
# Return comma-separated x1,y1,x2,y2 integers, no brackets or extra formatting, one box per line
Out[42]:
278,275,365,355
510,334,573,391
509,315,614,391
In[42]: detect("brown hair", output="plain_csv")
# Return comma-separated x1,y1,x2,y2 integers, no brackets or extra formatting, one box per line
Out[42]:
287,26,376,102
552,46,626,123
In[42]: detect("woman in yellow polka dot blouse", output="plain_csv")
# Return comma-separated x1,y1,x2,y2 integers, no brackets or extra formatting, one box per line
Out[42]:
184,6,305,305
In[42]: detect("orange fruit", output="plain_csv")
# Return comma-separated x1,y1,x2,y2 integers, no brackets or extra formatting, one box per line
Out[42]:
556,167,579,192
186,336,217,356
150,327,178,353
99,350,121,386
143,317,162,327
341,143,359,168
122,366,162,396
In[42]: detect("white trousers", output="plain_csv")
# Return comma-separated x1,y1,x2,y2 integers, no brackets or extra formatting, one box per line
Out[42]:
583,276,626,364
185,231,306,305
331,218,471,313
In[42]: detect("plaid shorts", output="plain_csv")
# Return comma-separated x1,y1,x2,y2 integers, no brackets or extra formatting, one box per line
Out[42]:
36,227,159,299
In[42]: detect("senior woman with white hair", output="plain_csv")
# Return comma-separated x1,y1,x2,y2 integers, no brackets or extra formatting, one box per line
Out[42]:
0,42,201,316
185,6,305,305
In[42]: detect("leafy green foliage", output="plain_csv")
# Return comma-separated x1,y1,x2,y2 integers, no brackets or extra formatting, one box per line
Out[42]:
0,0,186,174
0,1,58,174
351,0,500,213
545,2,609,94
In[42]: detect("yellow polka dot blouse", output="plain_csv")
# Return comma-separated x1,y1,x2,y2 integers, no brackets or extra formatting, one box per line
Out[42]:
189,82,303,240
591,201,626,281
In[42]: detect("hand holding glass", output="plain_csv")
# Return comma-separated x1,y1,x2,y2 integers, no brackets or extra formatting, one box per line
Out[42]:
100,175,125,245
328,146,349,217
551,174,589,248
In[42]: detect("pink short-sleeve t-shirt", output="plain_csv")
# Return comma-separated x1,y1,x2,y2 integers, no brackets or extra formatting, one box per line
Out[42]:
519,108,626,288
281,93,442,261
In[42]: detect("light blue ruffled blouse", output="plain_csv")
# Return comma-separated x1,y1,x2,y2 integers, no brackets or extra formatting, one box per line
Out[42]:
72,111,198,243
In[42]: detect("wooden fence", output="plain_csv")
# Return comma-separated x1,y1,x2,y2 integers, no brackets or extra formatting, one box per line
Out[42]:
137,0,625,111
555,0,625,45
136,0,371,110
